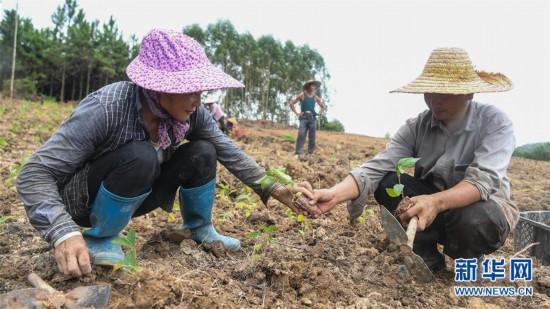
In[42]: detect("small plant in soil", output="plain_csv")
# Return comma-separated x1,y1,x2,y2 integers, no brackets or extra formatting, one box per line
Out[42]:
6,153,30,191
216,182,235,201
0,215,14,231
281,133,296,143
256,167,313,216
247,224,279,259
166,200,180,223
286,209,310,237
112,228,140,274
0,137,8,150
215,210,230,225
356,208,374,225
235,190,257,218
385,157,419,215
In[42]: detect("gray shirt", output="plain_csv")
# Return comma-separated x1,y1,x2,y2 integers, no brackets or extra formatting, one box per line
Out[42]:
16,81,266,246
347,101,518,229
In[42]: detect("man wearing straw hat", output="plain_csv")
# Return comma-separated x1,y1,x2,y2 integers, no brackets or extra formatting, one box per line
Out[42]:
289,80,326,157
294,48,517,271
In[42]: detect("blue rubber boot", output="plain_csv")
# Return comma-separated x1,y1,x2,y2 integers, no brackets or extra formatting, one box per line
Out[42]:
83,182,150,266
180,179,241,251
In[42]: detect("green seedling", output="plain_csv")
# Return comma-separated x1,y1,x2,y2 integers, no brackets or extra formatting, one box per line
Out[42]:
356,208,374,225
9,122,23,135
296,213,310,237
0,138,8,150
257,167,294,190
257,167,312,217
215,210,231,224
247,224,278,258
216,182,235,201
6,154,31,191
0,215,14,230
112,228,140,274
281,133,296,143
166,200,181,223
235,186,258,218
286,209,310,237
385,157,419,198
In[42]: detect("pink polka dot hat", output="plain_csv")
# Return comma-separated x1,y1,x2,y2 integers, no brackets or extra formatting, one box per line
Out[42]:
126,29,244,93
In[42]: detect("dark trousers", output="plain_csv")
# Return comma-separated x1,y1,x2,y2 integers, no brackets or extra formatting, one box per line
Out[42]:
374,173,510,259
75,140,217,227
295,114,317,155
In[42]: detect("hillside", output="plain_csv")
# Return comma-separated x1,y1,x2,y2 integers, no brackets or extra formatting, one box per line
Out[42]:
0,99,549,308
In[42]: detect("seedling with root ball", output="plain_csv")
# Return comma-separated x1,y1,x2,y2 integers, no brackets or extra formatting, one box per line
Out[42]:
256,167,316,217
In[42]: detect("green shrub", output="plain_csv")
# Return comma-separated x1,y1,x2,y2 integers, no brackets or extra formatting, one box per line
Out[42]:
2,78,37,100
513,143,550,161
320,115,345,132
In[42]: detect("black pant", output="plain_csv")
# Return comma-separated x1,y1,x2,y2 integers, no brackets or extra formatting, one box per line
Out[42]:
75,140,217,226
374,173,510,259
295,114,317,155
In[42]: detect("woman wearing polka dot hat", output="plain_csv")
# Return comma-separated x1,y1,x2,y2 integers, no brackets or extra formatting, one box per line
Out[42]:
16,29,321,277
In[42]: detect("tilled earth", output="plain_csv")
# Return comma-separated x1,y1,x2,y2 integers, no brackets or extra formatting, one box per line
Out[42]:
0,100,549,308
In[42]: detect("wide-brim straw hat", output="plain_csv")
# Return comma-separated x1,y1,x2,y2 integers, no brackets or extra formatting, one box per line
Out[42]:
127,29,244,94
391,47,512,94
303,80,321,90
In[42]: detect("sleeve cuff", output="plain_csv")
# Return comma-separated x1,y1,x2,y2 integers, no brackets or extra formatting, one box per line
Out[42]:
45,220,82,247
347,170,371,220
53,231,82,247
463,179,490,201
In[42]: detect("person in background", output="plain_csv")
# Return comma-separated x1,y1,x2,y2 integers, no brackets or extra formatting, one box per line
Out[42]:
289,80,326,157
204,91,230,134
296,48,517,272
16,29,320,277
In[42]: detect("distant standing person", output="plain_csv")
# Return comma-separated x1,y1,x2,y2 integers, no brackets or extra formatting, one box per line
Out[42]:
289,80,326,157
204,91,230,134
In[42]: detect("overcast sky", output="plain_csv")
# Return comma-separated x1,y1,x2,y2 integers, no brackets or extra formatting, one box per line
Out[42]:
2,0,549,145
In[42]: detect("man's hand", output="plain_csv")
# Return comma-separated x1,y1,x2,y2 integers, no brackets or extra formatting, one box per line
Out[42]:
292,182,339,215
398,194,442,231
270,182,322,218
308,188,339,214
54,235,92,277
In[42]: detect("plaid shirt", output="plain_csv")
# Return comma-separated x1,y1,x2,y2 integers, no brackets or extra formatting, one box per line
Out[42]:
16,81,266,246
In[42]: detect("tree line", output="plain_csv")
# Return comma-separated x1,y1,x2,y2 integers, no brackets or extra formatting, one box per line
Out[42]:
0,0,334,126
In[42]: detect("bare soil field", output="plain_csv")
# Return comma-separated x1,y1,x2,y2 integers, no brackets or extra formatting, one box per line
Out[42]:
0,100,548,308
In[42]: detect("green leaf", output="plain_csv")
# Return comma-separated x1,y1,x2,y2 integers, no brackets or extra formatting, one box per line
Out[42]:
267,168,293,185
396,157,419,174
245,208,252,217
296,214,306,223
385,187,400,198
111,236,132,248
0,215,13,225
393,184,404,196
127,229,137,246
258,176,276,190
247,231,260,239
261,225,277,234
126,250,137,266
172,202,180,212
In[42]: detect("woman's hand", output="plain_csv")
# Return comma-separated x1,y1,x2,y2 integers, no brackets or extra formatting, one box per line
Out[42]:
398,194,442,231
54,235,92,277
269,182,322,218
292,182,340,215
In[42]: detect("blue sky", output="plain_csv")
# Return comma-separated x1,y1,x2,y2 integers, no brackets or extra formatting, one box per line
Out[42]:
2,0,549,145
